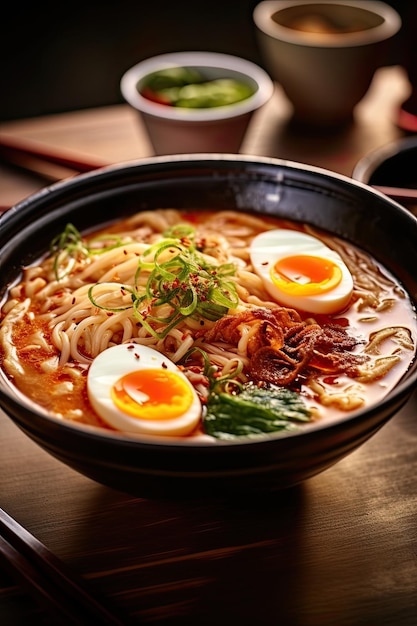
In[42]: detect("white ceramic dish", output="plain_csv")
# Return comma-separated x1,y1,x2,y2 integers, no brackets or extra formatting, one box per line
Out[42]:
120,51,274,154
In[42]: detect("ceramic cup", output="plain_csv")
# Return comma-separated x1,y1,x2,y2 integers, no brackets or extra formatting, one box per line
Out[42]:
253,0,401,126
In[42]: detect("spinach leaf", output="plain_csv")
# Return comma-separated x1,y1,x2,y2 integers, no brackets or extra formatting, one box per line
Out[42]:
204,383,312,440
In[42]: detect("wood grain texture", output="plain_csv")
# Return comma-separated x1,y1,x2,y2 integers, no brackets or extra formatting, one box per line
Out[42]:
1,65,416,626
1,394,416,625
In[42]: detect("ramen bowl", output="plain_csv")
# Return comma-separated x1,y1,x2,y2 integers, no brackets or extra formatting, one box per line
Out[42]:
120,51,274,154
1,155,417,499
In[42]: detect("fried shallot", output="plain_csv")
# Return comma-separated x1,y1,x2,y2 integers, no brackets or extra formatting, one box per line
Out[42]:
201,307,369,386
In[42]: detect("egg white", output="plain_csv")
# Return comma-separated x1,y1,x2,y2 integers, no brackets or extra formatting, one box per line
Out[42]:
87,343,201,436
250,229,354,314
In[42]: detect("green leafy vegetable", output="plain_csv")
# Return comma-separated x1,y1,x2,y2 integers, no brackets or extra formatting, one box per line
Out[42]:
204,383,312,440
140,66,255,108
141,67,204,92
164,79,255,108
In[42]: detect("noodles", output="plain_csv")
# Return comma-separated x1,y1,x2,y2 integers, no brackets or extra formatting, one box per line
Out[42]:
0,209,416,434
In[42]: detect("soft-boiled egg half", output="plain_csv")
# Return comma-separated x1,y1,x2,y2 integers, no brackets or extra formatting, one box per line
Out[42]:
87,344,201,436
250,229,354,314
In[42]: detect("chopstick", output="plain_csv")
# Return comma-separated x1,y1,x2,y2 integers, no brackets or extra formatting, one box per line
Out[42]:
372,185,417,203
0,151,83,182
0,134,107,174
0,507,127,625
0,134,110,210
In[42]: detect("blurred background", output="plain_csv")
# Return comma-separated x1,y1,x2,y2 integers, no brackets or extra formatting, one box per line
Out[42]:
0,0,412,121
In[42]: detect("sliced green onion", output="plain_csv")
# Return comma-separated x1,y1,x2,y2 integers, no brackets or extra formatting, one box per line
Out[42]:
51,223,127,281
54,221,239,338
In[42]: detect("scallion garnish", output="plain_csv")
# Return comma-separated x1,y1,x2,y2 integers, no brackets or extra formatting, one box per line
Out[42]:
50,224,89,281
87,223,239,338
51,223,125,281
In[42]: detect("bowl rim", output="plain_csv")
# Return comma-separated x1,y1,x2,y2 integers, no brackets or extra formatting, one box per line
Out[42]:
0,154,416,453
253,0,402,48
120,51,274,122
352,135,417,185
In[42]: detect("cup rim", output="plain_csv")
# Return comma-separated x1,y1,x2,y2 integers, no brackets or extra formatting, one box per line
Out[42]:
253,0,402,48
120,51,274,122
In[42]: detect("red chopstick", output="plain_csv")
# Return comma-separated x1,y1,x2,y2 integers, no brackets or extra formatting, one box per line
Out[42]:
0,134,107,173
372,185,417,203
0,507,128,625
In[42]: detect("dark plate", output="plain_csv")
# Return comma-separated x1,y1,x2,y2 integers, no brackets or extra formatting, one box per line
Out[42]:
1,154,417,498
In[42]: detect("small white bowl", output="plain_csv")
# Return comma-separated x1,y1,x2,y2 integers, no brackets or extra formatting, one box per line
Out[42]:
120,51,274,155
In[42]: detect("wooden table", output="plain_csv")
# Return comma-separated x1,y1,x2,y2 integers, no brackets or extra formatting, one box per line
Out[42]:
1,66,417,625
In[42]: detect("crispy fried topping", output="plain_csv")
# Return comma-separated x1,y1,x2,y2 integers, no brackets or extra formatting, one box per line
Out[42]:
202,307,369,385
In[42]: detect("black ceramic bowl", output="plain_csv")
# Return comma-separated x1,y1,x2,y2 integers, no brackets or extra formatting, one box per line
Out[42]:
352,136,417,212
1,155,417,498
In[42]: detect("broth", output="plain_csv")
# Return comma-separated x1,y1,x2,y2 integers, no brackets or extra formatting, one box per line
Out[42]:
1,209,416,440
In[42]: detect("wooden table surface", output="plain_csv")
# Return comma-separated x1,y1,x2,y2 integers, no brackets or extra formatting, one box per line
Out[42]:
1,66,417,626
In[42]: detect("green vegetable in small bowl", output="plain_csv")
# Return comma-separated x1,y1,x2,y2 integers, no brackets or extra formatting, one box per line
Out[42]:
140,67,256,108
141,67,203,92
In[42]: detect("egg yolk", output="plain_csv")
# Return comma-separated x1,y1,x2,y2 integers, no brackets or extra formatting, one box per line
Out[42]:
271,254,342,295
111,368,194,420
